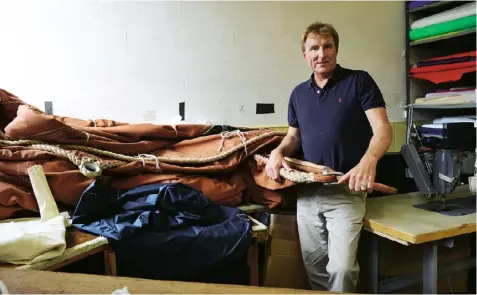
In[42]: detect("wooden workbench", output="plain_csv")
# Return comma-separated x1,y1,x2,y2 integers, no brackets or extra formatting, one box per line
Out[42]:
363,185,476,294
0,268,335,294
364,185,476,245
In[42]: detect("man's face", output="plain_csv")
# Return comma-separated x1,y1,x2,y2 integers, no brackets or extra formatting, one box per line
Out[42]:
303,33,337,76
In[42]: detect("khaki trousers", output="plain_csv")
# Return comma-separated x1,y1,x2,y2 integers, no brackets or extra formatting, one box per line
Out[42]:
296,183,366,293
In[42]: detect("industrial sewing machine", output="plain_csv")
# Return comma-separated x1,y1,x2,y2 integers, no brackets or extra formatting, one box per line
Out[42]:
401,122,476,212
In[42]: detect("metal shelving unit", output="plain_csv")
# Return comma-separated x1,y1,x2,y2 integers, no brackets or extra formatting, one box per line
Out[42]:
404,0,476,144
410,103,476,109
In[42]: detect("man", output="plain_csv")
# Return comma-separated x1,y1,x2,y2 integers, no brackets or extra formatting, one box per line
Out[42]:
265,21,392,292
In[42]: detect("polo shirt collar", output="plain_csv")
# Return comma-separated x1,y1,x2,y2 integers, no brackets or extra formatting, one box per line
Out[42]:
308,64,345,89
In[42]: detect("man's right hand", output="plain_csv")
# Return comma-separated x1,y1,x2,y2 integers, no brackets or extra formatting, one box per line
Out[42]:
265,150,291,181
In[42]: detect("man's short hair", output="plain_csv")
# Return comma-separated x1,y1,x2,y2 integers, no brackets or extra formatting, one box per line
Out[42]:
301,22,339,52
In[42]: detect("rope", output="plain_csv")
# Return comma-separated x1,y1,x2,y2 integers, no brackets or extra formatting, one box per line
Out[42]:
218,130,248,155
30,144,103,178
279,169,317,183
0,131,285,177
0,139,43,145
137,154,161,171
0,134,398,194
253,154,334,183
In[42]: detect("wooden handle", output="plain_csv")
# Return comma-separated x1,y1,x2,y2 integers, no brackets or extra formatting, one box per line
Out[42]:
283,157,335,173
255,154,398,194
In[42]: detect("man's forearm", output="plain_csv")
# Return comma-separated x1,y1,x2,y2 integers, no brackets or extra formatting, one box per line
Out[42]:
363,123,392,164
274,134,301,157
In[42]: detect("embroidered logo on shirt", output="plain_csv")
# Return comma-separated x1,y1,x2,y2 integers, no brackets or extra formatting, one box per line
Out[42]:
338,97,342,103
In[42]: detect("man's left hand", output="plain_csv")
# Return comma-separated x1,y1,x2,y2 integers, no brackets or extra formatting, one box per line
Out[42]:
338,155,377,193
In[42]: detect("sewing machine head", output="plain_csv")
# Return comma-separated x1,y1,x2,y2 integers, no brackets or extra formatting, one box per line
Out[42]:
401,144,475,210
401,121,476,205
432,149,463,199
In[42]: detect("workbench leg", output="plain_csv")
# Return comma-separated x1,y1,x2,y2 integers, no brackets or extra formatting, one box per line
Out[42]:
423,242,438,294
368,234,380,294
104,247,117,276
468,233,476,294
248,242,259,286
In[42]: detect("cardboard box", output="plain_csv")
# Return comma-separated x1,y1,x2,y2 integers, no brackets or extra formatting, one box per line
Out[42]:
268,213,300,241
264,214,311,290
264,254,311,289
269,238,302,256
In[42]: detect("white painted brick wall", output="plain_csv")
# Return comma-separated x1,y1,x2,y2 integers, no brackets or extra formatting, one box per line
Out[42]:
0,0,405,125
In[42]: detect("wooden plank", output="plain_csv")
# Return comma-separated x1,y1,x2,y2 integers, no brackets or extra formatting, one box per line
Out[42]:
65,227,98,247
238,204,268,214
247,243,259,286
14,235,108,270
364,185,476,244
104,246,117,276
0,269,334,294
284,156,329,173
0,228,108,270
248,215,267,232
363,227,409,246
248,215,269,241
0,227,103,269
41,246,106,271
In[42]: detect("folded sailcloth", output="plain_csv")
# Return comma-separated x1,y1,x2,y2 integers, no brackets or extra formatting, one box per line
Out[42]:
0,165,67,265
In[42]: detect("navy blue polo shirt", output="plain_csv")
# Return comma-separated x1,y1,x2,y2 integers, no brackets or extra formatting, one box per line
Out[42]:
288,64,386,174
